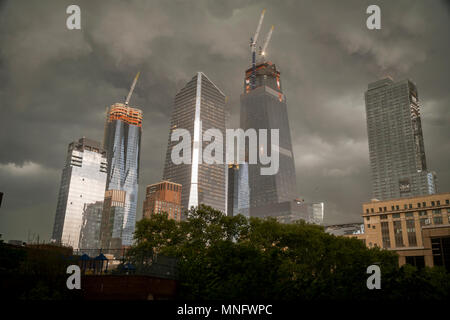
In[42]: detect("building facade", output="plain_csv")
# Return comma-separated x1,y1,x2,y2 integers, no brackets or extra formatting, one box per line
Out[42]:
349,193,450,271
240,60,299,221
143,181,182,221
102,103,142,247
364,78,437,200
162,72,226,214
294,199,325,225
226,163,250,217
52,138,107,249
79,200,104,250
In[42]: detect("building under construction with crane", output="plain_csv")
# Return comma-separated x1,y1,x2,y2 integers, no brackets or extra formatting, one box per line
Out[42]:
240,10,305,223
100,73,143,251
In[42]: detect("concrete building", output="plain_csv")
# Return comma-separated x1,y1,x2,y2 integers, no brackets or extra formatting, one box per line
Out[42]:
162,72,226,214
52,138,107,250
102,103,143,247
143,181,182,221
347,193,450,270
364,78,437,200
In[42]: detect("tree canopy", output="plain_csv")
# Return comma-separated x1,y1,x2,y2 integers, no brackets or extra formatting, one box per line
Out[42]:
127,205,450,300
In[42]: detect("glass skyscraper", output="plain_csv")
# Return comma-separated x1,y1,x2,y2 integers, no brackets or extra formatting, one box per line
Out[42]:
365,78,437,200
52,138,107,250
240,61,301,221
162,72,226,214
102,103,142,247
226,163,250,217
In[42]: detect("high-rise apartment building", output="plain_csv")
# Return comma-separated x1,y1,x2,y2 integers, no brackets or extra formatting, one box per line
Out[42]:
365,78,437,200
102,102,142,247
143,181,182,221
240,60,300,221
162,72,226,214
52,138,107,249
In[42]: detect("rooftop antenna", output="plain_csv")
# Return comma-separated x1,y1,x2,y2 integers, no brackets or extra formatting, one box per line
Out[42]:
125,71,140,106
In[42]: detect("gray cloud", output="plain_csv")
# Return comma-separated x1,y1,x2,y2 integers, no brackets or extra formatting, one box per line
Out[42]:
0,0,449,242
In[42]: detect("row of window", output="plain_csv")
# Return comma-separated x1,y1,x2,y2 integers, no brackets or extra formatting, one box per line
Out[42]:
366,199,450,213
377,216,450,249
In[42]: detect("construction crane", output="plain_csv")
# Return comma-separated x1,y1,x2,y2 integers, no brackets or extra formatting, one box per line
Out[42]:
125,71,140,106
261,25,274,57
250,9,266,89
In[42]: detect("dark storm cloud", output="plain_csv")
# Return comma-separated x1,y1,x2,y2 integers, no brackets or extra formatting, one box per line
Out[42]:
0,0,449,241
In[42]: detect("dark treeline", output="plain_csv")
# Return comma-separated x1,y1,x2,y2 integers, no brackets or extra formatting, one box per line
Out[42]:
126,205,450,300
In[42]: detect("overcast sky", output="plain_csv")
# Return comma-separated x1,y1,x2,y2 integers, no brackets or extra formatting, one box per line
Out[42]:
0,0,449,242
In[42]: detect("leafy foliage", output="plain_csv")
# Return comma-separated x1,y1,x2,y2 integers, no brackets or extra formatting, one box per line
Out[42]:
128,205,450,300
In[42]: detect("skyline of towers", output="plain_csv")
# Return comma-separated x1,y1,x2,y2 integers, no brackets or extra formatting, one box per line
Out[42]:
101,102,143,248
52,138,107,249
162,72,227,214
364,78,437,201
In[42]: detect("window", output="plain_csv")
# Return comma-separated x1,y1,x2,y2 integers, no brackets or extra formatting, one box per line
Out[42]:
380,214,387,220
423,202,426,207
391,205,395,210
393,213,400,219
396,205,400,210
417,203,421,208
405,256,425,269
437,200,440,206
379,207,382,212
381,222,390,248
419,211,427,216
371,208,374,213
432,237,450,272
366,209,369,213
394,221,404,247
366,217,370,221
432,209,441,214
404,204,408,209
367,224,371,228
384,207,387,212
433,216,443,225
406,220,417,246
431,201,435,206
409,204,412,209
446,199,449,205
405,212,413,218
420,218,430,227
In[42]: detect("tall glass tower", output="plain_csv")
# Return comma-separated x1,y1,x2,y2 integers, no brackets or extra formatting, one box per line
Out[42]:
102,103,142,248
52,138,107,250
240,60,300,221
365,78,437,200
162,72,226,215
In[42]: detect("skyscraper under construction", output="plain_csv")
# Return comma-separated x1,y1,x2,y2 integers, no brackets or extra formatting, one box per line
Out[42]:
239,10,302,222
100,73,143,249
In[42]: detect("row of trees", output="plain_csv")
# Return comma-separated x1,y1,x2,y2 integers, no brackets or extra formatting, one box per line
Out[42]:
126,205,450,300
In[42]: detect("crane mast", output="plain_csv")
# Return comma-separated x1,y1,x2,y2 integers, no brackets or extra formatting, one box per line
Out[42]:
250,9,266,89
261,25,274,57
125,71,140,106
